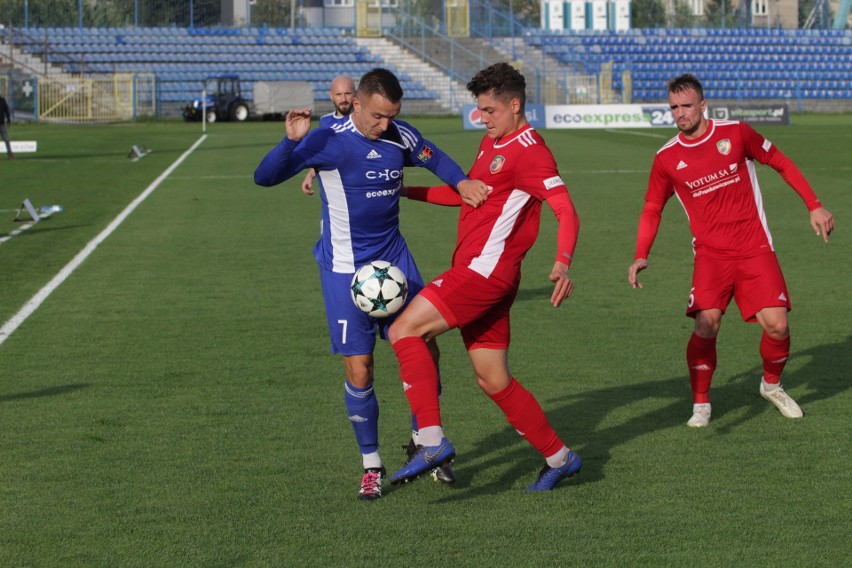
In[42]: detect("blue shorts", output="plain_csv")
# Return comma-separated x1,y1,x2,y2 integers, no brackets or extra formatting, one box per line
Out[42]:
319,250,426,356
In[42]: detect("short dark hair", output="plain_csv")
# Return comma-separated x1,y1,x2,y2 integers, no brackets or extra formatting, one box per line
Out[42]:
357,68,404,103
667,73,704,100
467,62,526,109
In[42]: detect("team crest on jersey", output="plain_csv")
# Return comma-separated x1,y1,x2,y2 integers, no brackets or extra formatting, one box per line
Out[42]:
716,139,732,155
417,145,434,162
490,155,505,173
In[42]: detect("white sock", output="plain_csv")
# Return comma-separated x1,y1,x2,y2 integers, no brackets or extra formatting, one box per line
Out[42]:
417,425,445,446
362,452,382,470
693,403,711,413
761,379,780,391
545,445,570,469
411,430,420,445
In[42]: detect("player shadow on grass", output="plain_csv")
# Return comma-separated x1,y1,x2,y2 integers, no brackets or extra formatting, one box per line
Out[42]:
423,335,850,502
0,383,89,403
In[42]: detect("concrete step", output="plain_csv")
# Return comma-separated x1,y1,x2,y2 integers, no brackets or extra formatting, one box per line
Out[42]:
355,37,467,114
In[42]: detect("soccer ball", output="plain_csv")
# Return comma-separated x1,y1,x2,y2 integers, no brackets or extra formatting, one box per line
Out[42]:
350,261,409,318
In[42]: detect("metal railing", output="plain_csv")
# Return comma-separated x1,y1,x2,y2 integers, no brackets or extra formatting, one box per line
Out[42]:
387,2,616,107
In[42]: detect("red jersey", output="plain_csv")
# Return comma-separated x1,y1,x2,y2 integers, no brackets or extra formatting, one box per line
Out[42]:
454,126,570,286
645,119,820,257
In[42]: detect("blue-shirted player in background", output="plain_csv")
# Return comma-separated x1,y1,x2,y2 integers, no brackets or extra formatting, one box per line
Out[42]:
300,75,355,195
255,68,488,500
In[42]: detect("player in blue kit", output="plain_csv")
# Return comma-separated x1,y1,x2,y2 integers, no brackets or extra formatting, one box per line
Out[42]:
300,76,355,195
255,68,488,500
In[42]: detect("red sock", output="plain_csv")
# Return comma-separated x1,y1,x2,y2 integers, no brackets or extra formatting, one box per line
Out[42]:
392,337,442,428
687,333,717,404
760,332,790,385
488,378,564,459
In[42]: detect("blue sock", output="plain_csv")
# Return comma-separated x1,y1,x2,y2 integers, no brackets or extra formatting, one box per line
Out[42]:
344,381,379,455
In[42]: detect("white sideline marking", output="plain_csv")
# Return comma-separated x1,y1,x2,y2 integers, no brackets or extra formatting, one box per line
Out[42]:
564,169,646,174
605,129,669,139
0,134,208,347
170,175,248,180
0,222,37,245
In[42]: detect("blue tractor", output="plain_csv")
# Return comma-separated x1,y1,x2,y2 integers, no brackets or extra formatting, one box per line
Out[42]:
183,74,251,122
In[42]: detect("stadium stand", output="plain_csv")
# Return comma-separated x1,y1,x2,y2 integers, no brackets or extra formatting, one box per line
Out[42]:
5,24,851,114
8,26,440,107
525,27,852,101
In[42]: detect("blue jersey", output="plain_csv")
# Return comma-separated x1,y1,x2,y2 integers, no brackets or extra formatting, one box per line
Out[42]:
318,112,349,131
255,117,468,273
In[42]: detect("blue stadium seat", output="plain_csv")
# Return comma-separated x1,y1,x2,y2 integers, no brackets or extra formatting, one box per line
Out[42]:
529,28,852,102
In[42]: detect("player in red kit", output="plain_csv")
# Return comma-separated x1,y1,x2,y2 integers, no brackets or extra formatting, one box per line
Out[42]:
387,63,582,491
628,74,835,428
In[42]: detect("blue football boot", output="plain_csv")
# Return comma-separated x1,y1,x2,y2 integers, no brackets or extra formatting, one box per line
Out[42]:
526,450,582,491
390,438,456,485
403,437,456,484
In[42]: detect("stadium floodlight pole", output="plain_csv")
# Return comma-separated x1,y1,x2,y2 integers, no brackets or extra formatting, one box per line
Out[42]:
78,0,83,28
291,0,296,29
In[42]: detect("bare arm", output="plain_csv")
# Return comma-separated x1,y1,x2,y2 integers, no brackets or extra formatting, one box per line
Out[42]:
545,192,580,308
285,108,312,141
628,258,650,290
764,148,834,242
809,206,835,243
456,179,489,208
301,169,316,195
628,200,664,289
548,261,574,308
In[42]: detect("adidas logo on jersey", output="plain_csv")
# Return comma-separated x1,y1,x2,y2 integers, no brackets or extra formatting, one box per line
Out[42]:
677,160,688,170
432,279,443,287
366,149,382,159
778,292,787,301
402,382,412,392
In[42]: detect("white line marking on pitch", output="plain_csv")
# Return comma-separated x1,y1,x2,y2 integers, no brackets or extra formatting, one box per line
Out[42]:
169,175,249,180
0,223,37,245
605,129,669,139
0,134,208,347
564,169,647,174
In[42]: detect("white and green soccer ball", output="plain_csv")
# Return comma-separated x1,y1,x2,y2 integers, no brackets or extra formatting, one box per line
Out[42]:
350,260,409,318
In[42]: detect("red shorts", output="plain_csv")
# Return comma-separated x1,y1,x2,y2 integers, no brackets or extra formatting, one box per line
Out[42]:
688,251,791,322
419,266,517,351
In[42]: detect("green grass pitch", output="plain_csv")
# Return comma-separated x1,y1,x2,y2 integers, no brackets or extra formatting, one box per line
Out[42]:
0,114,849,567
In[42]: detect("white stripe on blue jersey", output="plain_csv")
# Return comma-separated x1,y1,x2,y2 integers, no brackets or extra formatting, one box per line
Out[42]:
317,168,357,272
255,117,468,274
395,123,419,151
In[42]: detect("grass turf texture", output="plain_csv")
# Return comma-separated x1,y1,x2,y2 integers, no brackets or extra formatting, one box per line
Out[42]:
0,116,849,567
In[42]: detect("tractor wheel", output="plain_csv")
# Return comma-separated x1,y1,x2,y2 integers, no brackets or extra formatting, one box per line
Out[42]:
230,102,250,122
206,109,217,123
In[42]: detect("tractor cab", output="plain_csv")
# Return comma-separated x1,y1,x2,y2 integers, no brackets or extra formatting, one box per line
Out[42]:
183,73,250,122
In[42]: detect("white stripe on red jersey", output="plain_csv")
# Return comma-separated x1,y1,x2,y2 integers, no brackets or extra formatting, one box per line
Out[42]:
453,125,568,286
